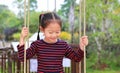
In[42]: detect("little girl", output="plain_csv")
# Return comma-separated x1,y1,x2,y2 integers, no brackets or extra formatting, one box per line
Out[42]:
17,12,88,73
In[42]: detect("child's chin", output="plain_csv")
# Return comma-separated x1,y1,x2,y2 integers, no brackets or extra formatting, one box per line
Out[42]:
50,40,57,43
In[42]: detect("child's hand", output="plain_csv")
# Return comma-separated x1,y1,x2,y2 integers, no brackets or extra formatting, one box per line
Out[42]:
20,27,29,39
79,36,88,51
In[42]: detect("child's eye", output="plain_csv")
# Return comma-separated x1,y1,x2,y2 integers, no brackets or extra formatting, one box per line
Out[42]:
56,32,60,34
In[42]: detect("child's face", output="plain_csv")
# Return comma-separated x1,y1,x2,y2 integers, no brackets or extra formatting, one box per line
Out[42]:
42,23,61,43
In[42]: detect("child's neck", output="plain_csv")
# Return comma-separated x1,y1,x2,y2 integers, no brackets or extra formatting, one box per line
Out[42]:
43,38,58,44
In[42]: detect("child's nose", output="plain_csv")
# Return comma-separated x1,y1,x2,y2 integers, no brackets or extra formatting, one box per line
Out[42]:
52,33,57,37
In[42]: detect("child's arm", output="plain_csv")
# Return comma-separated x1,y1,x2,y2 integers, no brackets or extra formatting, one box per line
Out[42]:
17,42,37,62
19,27,29,46
65,36,88,62
17,27,36,61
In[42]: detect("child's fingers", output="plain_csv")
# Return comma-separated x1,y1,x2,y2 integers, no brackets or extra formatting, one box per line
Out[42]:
22,27,28,33
21,27,29,38
81,36,88,39
22,27,28,30
80,36,88,41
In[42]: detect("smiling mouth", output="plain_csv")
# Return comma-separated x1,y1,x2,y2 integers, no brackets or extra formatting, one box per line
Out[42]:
50,38,57,41
51,39,57,41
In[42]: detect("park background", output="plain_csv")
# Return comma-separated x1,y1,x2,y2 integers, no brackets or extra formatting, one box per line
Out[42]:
0,0,120,73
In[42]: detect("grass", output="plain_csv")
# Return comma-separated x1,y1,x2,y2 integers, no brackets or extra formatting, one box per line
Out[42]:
87,69,120,73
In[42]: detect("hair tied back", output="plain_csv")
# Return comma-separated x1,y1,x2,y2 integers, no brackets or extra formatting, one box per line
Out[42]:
52,13,55,21
41,14,44,21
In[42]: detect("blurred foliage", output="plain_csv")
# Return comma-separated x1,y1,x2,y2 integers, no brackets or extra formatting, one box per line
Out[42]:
12,32,21,41
29,11,40,33
60,31,71,42
0,5,21,40
85,0,120,71
13,0,37,18
0,5,20,33
12,32,32,41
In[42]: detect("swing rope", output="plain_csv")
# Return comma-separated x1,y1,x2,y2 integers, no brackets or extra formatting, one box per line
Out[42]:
24,0,30,73
79,0,86,73
83,0,86,73
79,0,82,73
24,0,27,72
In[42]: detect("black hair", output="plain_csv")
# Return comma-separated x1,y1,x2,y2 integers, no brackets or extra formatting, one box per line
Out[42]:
37,12,62,40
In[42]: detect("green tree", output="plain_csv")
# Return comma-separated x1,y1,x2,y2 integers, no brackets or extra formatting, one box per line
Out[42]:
85,0,120,70
0,5,20,39
12,0,39,33
29,11,40,33
13,0,37,18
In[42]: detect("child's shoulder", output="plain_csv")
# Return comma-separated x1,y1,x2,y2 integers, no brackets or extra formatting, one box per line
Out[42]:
31,39,43,44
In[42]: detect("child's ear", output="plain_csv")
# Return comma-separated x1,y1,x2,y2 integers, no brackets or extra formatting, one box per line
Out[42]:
40,26,44,32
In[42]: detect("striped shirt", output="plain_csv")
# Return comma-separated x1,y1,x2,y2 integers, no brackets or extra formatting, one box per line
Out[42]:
17,39,84,73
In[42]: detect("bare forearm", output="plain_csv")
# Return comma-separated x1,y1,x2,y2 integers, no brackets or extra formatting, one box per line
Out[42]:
19,27,28,46
19,36,25,46
80,44,84,51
